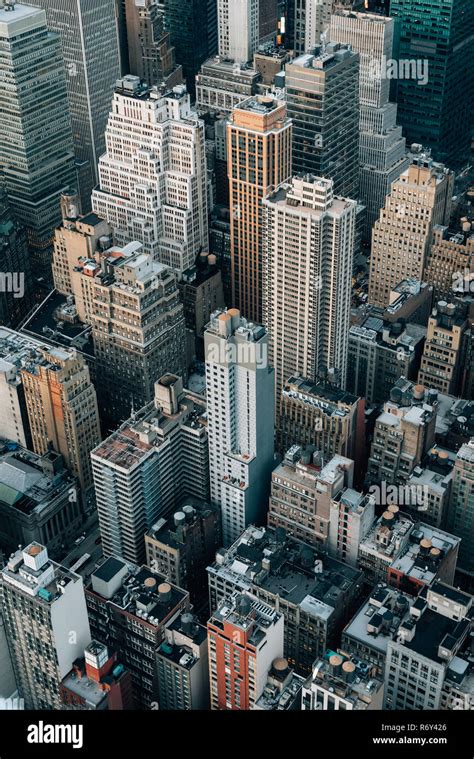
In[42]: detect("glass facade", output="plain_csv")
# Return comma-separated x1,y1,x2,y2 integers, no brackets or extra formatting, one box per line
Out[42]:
390,0,474,168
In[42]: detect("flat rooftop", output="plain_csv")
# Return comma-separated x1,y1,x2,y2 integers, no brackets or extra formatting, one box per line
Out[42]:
283,376,359,412
92,391,206,470
20,291,94,358
209,526,362,616
267,183,353,217
343,586,415,656
89,563,188,626
0,3,45,37
0,450,73,515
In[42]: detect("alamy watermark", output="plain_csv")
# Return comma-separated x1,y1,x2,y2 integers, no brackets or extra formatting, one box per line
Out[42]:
369,482,429,512
0,271,24,299
452,269,474,293
206,340,268,368
368,55,429,86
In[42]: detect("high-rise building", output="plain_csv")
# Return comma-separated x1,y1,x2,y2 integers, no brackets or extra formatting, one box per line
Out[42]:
329,11,409,239
228,95,291,323
93,77,208,274
253,42,288,79
329,489,376,567
302,651,384,710
21,0,121,211
0,543,91,709
156,612,209,710
418,302,468,396
285,43,359,199
390,0,474,169
124,0,183,89
217,0,259,63
0,328,46,449
293,0,333,54
341,584,415,677
263,175,357,401
258,0,279,42
366,385,437,487
60,640,135,710
85,558,189,708
204,309,275,547
368,155,454,308
425,222,474,301
347,316,426,405
0,4,76,268
72,243,187,425
207,525,364,671
0,188,34,328
0,448,82,557
358,512,460,592
268,446,355,549
145,499,221,606
384,582,473,710
52,193,111,296
20,345,101,493
196,57,262,115
207,592,284,710
92,375,208,565
446,439,474,580
178,254,226,361
163,0,218,96
277,376,365,468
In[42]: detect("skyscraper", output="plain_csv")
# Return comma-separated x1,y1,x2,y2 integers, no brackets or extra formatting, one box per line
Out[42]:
0,543,91,709
21,0,122,211
20,345,101,493
205,308,275,546
292,0,333,55
0,188,33,328
384,583,473,710
447,439,474,580
263,175,356,402
92,375,208,564
390,0,474,169
156,613,209,710
228,95,291,323
217,0,259,63
93,76,208,274
0,4,76,268
163,0,218,96
85,558,189,708
285,43,360,199
418,302,468,396
207,593,284,710
277,376,364,467
330,11,409,239
368,154,454,308
425,221,474,301
124,0,183,89
268,446,356,549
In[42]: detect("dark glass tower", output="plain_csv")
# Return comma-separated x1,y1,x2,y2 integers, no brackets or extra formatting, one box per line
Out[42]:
164,0,217,97
285,42,360,200
0,4,76,270
390,0,474,169
0,188,34,328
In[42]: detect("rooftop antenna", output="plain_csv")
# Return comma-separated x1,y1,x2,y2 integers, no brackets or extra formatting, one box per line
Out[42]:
130,396,136,421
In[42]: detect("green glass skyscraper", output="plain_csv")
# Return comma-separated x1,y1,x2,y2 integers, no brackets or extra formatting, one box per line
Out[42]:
390,0,474,169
